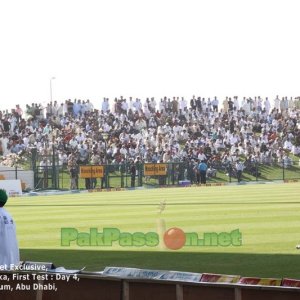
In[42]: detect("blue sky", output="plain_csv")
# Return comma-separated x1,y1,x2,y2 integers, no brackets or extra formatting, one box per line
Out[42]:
0,0,299,111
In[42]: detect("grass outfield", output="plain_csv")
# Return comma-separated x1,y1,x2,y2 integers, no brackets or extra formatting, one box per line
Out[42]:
6,183,300,278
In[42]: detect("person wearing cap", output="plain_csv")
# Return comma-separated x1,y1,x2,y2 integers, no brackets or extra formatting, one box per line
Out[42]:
0,189,20,269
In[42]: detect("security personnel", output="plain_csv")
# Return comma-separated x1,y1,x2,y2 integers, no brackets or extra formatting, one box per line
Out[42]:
198,160,208,184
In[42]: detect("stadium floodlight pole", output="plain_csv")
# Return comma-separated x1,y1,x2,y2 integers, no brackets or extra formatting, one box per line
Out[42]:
101,132,109,188
50,77,56,102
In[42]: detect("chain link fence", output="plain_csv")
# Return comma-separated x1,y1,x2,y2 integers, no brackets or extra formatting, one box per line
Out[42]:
29,159,300,191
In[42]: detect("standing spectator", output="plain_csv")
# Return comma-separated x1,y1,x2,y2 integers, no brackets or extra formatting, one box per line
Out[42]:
228,98,234,111
212,96,219,112
190,95,197,110
2,117,11,133
130,160,136,187
198,160,208,184
264,97,271,114
90,151,101,188
15,104,23,123
0,134,10,156
69,166,78,190
236,159,244,183
223,97,229,113
39,157,49,188
193,160,200,184
274,95,280,110
68,153,78,190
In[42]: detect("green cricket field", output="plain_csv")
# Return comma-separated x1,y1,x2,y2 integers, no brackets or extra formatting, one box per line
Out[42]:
6,183,300,278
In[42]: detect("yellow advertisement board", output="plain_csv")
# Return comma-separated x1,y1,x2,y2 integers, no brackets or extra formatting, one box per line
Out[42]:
144,163,167,176
80,166,104,178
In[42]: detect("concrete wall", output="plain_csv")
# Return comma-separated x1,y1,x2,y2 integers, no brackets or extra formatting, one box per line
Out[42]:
0,166,34,190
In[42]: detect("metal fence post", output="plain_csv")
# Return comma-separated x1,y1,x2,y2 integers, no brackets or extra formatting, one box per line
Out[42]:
51,145,59,189
30,147,37,170
105,164,109,188
121,162,125,188
138,163,143,186
90,165,93,189
61,167,64,189
172,163,175,185
256,163,258,181
125,161,128,187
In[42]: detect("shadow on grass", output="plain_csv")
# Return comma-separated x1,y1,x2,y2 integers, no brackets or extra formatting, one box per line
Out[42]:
20,249,300,279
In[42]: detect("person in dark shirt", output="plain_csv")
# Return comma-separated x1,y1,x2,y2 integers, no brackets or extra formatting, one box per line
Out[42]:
2,118,11,133
228,98,234,111
130,160,136,187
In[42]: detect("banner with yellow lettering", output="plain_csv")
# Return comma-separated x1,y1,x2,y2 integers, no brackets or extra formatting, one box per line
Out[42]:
80,166,104,178
144,164,167,176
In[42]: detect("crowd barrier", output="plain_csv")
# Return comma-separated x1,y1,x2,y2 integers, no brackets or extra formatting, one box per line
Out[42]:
31,159,300,190
1,264,300,300
2,161,300,191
